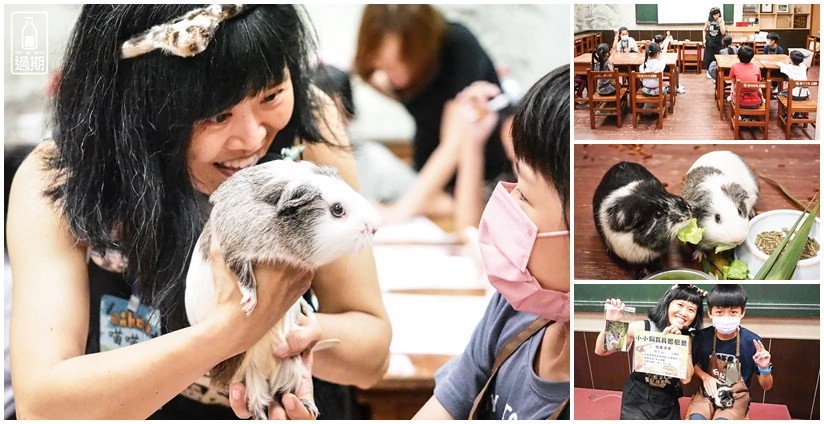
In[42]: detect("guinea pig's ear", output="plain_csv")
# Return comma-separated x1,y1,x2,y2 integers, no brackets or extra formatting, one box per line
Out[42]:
277,181,322,217
722,183,749,206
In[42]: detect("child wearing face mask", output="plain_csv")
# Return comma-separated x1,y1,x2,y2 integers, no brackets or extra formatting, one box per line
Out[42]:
594,285,706,420
613,26,639,53
413,64,570,420
687,285,773,420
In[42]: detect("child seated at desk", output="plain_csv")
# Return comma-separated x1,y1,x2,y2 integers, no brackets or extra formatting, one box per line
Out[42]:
413,64,570,420
591,43,616,95
728,46,763,111
655,32,685,93
613,26,639,53
639,42,668,97
778,50,810,100
763,32,784,55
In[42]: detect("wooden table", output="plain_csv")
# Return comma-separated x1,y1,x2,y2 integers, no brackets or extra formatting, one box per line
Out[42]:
354,226,491,419
754,53,790,84
573,144,820,280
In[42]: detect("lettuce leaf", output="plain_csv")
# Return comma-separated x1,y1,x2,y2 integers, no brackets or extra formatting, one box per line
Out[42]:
677,218,704,244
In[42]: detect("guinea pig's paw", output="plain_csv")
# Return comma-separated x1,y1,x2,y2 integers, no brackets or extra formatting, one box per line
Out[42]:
692,250,707,261
301,398,320,419
240,286,258,316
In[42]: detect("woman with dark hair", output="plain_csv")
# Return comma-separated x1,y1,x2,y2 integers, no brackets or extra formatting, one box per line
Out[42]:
703,6,727,77
7,5,390,419
595,284,706,420
353,4,509,224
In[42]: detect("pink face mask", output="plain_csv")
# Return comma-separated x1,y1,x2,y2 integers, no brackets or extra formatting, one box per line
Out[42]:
478,182,570,322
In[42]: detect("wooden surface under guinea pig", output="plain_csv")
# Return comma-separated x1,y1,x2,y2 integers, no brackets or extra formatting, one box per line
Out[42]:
574,144,821,280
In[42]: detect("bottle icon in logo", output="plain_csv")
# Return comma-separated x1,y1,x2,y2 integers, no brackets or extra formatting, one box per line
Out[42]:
22,17,38,50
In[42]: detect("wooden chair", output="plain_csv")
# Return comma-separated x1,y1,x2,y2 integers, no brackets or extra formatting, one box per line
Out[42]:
629,71,667,129
728,80,770,139
587,69,628,129
777,79,818,139
680,42,703,73
716,67,734,120
807,35,820,67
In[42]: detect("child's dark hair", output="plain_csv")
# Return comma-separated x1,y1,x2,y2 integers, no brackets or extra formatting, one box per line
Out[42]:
708,6,721,20
648,285,706,335
618,26,629,35
591,43,611,70
310,63,356,120
722,35,734,54
737,45,755,63
46,5,326,328
654,34,664,44
511,64,569,229
707,284,748,310
790,50,806,65
767,32,780,42
644,41,661,66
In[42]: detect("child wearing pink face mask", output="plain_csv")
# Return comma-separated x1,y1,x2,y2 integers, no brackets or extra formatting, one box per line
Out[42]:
413,64,570,420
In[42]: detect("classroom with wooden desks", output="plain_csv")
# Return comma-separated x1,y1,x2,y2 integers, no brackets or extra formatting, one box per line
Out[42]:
573,3,820,140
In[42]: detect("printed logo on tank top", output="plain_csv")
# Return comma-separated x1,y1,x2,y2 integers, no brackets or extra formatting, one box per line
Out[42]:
100,294,161,351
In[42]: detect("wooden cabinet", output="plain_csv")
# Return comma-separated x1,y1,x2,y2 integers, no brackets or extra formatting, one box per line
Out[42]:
741,4,811,30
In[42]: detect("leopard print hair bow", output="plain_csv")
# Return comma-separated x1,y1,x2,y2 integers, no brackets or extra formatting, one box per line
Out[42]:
120,4,246,59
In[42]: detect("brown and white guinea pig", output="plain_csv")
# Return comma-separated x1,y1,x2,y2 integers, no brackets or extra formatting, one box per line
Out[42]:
185,159,380,420
681,151,759,260
593,161,693,266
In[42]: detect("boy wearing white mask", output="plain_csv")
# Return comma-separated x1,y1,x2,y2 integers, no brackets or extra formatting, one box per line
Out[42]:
688,285,773,420
413,64,570,420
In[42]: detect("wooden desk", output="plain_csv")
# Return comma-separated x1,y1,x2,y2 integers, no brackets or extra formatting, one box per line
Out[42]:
573,144,820,280
754,53,790,84
355,229,491,419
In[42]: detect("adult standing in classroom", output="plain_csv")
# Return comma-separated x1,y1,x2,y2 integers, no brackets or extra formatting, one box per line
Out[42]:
703,6,727,78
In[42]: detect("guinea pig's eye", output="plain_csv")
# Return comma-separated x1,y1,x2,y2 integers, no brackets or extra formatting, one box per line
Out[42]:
715,213,722,224
330,202,345,218
654,209,664,219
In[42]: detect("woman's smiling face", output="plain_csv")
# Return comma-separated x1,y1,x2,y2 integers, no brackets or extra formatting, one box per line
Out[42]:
187,70,295,195
668,298,699,329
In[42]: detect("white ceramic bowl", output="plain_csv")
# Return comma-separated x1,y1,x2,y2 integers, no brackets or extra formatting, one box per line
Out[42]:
734,209,821,280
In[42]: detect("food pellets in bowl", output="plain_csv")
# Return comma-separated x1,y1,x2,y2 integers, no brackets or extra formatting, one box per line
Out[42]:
734,209,821,280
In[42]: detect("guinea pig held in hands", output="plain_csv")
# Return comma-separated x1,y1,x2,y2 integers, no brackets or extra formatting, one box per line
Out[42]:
185,159,380,419
593,161,693,266
681,150,759,260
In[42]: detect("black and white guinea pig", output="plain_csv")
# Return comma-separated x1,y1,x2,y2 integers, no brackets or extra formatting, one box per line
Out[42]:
593,161,693,265
704,383,735,409
185,159,380,419
681,151,759,260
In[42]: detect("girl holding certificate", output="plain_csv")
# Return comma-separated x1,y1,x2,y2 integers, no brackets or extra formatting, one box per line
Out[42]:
594,284,706,420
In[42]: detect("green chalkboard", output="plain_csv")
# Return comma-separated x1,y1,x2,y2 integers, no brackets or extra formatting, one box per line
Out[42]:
574,284,819,318
635,4,735,25
635,4,657,24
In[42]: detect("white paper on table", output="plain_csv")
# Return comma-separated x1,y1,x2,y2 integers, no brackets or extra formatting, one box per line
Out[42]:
373,244,488,292
383,292,492,356
373,216,457,245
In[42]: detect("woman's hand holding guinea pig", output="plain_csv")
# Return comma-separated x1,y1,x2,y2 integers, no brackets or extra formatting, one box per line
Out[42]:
203,231,314,357
230,348,316,420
